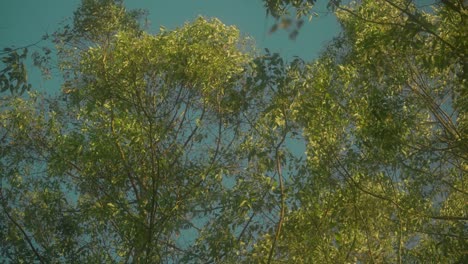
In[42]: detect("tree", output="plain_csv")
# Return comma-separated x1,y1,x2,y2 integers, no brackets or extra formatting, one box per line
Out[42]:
1,0,466,263
1,0,284,262
264,0,467,262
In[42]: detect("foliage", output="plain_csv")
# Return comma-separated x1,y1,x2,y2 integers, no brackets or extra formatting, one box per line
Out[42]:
273,0,467,262
0,48,31,95
1,0,466,263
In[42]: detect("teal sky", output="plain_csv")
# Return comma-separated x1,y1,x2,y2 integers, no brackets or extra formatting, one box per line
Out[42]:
1,0,339,92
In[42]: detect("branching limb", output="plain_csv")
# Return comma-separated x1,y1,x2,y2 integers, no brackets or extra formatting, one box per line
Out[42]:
0,189,45,264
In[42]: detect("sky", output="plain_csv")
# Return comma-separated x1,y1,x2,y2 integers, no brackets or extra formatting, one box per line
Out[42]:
0,0,340,58
1,0,340,92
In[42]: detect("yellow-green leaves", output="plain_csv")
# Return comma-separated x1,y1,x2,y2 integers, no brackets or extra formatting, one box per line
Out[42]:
73,0,143,42
77,17,251,115
160,17,248,85
156,17,251,113
275,1,467,262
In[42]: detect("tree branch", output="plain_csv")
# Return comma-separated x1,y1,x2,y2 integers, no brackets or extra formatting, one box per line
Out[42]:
0,189,45,264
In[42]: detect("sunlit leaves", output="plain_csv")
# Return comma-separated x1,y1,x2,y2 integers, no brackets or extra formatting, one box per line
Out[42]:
276,0,467,262
72,0,144,42
75,16,250,116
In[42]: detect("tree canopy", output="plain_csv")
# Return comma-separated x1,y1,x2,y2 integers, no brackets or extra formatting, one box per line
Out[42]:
1,0,466,263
